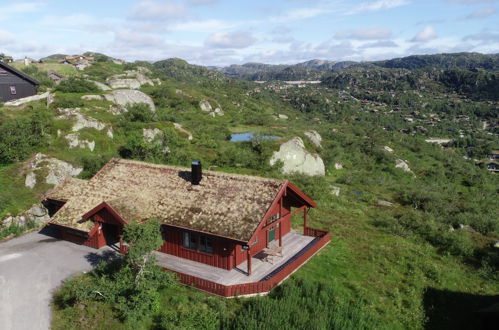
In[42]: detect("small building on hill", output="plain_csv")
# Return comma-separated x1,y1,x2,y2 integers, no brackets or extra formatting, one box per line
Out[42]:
0,62,40,102
44,158,330,297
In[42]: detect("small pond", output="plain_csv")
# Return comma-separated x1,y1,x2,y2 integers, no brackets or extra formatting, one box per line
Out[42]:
230,132,281,142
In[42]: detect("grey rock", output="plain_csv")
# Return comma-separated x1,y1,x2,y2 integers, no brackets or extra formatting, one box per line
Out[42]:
25,153,82,188
25,172,37,189
304,130,322,148
4,92,50,106
56,108,107,131
278,114,288,120
214,107,224,116
143,128,163,143
377,200,394,207
270,137,325,176
384,146,394,153
395,159,413,173
104,90,156,113
87,80,111,91
331,186,341,196
334,163,343,170
199,100,212,112
173,123,193,140
81,95,104,101
106,70,156,89
64,133,95,151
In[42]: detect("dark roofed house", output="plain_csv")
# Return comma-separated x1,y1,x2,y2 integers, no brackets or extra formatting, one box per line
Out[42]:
44,158,330,297
0,61,40,102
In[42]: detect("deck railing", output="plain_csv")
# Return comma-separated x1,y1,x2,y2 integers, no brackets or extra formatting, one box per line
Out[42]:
163,227,330,297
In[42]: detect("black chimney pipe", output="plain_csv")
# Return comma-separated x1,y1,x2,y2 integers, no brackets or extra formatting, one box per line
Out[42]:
191,160,202,185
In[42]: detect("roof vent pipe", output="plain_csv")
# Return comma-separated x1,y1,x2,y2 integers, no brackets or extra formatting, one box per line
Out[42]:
191,160,202,185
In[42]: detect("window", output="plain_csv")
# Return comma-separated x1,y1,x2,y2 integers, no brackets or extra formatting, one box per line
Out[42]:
10,86,16,95
268,212,280,224
183,232,197,250
183,232,213,253
199,235,213,254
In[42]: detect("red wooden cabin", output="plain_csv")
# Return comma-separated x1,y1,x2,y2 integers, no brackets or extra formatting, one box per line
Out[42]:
44,159,330,296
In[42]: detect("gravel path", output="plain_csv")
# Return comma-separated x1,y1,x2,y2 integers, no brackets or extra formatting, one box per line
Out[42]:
0,228,114,330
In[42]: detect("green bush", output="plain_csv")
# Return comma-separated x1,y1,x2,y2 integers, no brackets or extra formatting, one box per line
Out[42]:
51,94,84,109
224,278,380,330
56,77,99,93
120,103,155,123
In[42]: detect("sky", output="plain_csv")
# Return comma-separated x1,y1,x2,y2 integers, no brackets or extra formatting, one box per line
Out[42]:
0,0,498,66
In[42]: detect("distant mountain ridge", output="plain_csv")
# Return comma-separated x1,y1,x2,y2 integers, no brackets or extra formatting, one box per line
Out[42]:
213,52,499,81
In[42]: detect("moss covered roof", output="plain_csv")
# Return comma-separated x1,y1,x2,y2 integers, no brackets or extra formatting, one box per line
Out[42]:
48,159,285,241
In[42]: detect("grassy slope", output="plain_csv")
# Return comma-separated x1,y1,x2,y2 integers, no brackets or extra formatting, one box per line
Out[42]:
0,59,496,329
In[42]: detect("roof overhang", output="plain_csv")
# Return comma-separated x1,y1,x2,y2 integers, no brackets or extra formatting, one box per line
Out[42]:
82,201,128,225
0,61,40,85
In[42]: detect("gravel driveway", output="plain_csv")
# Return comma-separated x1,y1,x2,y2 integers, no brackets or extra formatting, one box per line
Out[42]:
0,228,114,330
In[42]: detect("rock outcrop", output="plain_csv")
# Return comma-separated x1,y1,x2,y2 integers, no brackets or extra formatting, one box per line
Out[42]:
142,128,170,154
173,123,193,140
56,107,107,131
106,70,158,89
3,92,52,106
24,153,83,188
304,130,322,148
64,133,95,151
87,80,111,91
395,159,413,174
1,203,50,227
104,90,156,113
199,100,212,112
270,137,325,176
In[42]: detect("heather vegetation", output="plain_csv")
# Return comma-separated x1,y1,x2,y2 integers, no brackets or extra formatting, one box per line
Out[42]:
0,52,497,329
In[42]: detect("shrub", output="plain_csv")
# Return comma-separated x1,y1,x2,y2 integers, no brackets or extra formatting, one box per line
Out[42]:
120,103,155,123
56,77,99,93
51,94,84,109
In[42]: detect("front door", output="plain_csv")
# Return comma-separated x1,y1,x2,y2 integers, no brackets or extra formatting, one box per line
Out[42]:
268,227,275,244
102,222,119,245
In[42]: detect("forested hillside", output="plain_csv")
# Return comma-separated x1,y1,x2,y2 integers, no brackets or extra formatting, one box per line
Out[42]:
0,52,497,329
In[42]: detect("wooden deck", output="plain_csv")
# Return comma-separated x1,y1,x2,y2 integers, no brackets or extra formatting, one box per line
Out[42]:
154,232,314,285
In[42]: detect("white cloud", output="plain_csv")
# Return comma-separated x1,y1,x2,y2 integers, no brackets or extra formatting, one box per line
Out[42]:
172,19,233,32
411,26,437,42
273,7,331,22
466,7,496,18
348,0,410,14
335,27,392,40
447,0,498,5
0,29,15,44
359,40,399,48
113,29,165,48
205,31,256,49
0,2,41,20
128,0,187,21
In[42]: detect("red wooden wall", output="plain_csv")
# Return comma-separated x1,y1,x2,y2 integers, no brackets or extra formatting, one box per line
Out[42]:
159,226,234,270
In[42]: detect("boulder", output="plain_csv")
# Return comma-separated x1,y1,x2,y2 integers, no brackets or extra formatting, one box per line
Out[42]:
270,137,325,176
0,203,50,227
4,92,51,106
56,107,107,132
395,159,413,173
334,163,343,170
214,107,224,116
81,95,104,101
25,172,37,189
384,146,394,153
304,130,322,148
24,153,83,188
278,114,288,120
331,186,341,196
104,90,156,113
106,70,156,89
142,128,170,154
87,80,111,91
64,133,95,151
377,200,394,207
173,123,193,140
199,100,212,112
143,128,163,143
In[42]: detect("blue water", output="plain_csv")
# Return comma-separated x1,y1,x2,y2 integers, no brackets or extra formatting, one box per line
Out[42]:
230,132,281,142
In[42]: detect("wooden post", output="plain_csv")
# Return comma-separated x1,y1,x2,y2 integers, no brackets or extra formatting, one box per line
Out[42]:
279,223,282,247
303,207,308,235
247,248,252,276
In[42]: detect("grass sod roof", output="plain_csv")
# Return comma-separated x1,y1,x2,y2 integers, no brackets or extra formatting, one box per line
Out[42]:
47,159,285,241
